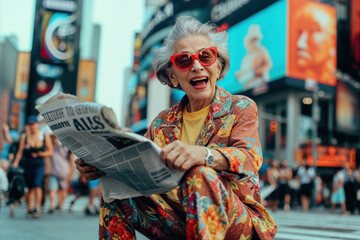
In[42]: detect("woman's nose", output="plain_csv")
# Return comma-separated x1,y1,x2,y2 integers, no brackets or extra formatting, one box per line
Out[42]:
191,59,204,71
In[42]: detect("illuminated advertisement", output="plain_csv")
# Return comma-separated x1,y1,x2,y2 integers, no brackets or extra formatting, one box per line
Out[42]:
27,0,81,116
287,0,336,86
77,60,96,101
336,81,360,134
351,0,360,63
14,52,31,100
295,145,356,169
128,83,147,131
217,1,286,94
40,11,77,63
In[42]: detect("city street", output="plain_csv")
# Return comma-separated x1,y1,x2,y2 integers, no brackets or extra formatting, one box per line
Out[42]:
0,196,148,240
273,209,360,240
1,196,360,240
0,196,98,240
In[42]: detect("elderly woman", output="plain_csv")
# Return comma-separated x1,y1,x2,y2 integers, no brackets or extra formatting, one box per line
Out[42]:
76,16,277,239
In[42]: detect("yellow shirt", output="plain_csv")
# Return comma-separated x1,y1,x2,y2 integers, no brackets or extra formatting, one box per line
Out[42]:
180,105,211,145
165,105,210,201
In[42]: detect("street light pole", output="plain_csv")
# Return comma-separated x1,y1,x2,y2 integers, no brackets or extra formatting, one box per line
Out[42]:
312,92,319,172
311,91,319,207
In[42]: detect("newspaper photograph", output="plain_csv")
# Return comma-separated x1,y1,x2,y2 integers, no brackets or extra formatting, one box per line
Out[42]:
35,93,184,202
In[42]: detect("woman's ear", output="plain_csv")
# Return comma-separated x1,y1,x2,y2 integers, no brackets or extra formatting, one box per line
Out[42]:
217,64,222,79
169,72,178,87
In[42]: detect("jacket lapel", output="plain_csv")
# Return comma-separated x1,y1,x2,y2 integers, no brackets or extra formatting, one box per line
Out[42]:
158,98,185,145
158,86,233,147
195,86,232,147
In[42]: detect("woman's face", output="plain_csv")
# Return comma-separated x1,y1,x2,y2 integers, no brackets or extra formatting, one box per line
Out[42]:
28,123,39,134
170,34,221,112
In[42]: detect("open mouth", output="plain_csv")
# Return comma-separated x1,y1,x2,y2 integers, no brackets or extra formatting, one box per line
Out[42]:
190,77,208,87
297,50,311,59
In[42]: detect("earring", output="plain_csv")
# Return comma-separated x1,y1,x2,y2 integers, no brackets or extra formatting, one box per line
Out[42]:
173,82,178,87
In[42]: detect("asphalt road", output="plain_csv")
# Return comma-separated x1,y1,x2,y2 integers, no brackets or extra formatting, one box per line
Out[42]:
2,196,360,240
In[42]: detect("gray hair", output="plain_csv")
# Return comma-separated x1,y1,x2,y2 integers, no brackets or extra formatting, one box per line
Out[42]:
152,16,230,89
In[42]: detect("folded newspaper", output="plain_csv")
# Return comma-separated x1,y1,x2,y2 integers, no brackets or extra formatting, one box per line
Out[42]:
35,92,184,202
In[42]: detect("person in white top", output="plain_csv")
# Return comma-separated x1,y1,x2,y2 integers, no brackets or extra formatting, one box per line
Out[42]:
297,160,315,212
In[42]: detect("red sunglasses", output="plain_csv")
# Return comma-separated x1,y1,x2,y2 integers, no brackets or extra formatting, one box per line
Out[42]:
169,47,218,71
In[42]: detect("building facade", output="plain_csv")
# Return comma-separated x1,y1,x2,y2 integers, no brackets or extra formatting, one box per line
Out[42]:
126,0,360,179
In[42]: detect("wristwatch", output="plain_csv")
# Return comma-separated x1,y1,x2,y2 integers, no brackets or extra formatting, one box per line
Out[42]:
204,147,214,167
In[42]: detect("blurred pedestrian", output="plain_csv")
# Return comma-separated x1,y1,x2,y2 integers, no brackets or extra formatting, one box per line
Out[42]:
1,123,20,163
355,167,360,214
266,160,280,212
279,160,292,211
12,115,53,218
48,134,74,213
315,175,323,207
0,160,9,193
322,181,331,208
6,165,26,217
344,167,357,214
330,167,347,215
84,179,100,216
68,174,89,212
297,160,315,212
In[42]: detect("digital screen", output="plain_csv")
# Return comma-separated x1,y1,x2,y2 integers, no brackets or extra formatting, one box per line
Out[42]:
217,1,286,94
336,81,360,134
287,0,336,86
40,11,77,63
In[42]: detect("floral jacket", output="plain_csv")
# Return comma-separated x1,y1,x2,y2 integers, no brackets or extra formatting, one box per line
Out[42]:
145,86,277,239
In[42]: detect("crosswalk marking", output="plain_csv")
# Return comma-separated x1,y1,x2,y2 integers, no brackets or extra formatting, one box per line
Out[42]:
272,211,360,240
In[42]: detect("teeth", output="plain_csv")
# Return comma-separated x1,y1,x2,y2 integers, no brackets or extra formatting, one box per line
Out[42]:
191,77,207,82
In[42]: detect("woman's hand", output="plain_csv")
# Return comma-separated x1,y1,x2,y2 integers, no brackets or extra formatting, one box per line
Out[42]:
160,140,206,171
75,158,105,180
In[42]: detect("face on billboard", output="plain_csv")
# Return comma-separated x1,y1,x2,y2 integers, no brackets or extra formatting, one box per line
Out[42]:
217,1,286,93
287,0,336,86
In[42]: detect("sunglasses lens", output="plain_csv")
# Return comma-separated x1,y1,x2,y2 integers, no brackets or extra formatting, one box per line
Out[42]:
171,47,217,70
199,48,217,65
174,54,193,70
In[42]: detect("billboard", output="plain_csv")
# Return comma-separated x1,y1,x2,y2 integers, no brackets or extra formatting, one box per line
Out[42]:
295,145,356,169
351,0,360,66
209,0,278,27
287,0,336,86
217,0,286,94
14,52,31,100
128,83,147,132
40,11,77,63
27,0,82,117
77,60,96,101
335,81,360,134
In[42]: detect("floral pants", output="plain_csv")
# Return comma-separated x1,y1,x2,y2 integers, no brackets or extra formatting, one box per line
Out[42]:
99,166,255,240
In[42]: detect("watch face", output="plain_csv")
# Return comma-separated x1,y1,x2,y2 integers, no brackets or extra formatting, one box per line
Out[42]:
207,155,214,166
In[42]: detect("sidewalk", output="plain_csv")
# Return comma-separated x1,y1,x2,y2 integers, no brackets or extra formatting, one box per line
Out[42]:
0,195,149,240
0,196,98,240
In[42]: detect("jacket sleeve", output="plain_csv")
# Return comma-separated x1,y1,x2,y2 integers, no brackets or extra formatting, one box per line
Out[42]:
215,98,263,181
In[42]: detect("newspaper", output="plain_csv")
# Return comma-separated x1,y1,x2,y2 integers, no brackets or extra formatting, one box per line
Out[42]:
35,92,184,202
